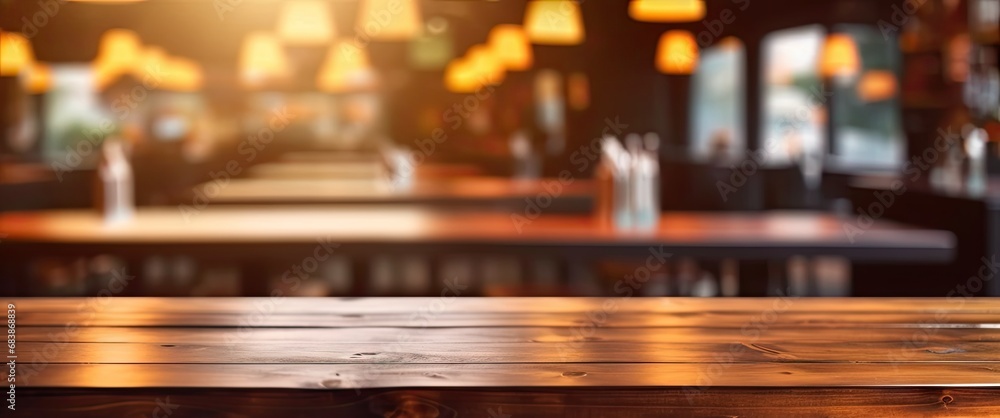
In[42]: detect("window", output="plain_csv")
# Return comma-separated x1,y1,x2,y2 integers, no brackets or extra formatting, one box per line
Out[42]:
761,25,825,164
691,37,745,159
43,65,112,166
761,24,903,167
830,24,903,167
247,92,382,150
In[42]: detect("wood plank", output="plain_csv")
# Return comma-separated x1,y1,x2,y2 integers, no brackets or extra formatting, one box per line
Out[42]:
13,297,1000,315
10,296,1000,416
19,326,1000,344
15,311,1000,328
19,363,1000,389
18,388,1000,418
17,340,1000,364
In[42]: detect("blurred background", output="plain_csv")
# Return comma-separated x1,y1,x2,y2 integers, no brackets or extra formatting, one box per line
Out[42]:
0,0,998,298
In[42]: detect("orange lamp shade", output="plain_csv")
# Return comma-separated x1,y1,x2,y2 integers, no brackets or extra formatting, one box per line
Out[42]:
487,25,533,71
466,44,505,86
277,0,334,45
856,70,897,102
524,0,585,45
95,29,142,74
656,30,698,74
819,34,860,78
0,31,34,76
357,0,423,41
317,40,376,92
136,46,167,78
629,0,706,22
238,32,289,88
443,58,479,93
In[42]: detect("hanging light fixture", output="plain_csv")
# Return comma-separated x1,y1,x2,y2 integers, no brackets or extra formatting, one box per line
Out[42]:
277,0,335,45
466,44,505,86
629,0,706,22
0,31,34,76
487,25,533,71
356,0,423,41
655,30,698,74
238,32,289,88
135,46,168,78
523,0,585,45
317,40,376,92
857,70,897,102
819,33,860,78
93,29,142,88
443,58,479,93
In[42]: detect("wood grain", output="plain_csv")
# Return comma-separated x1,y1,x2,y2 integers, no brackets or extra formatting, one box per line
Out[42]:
18,363,1000,389
15,310,1000,327
17,340,1000,364
14,297,998,314
19,388,1000,418
10,297,1000,416
17,326,1000,344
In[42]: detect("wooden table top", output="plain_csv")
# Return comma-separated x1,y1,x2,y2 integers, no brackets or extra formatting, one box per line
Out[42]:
183,177,594,207
0,208,954,261
12,297,1000,416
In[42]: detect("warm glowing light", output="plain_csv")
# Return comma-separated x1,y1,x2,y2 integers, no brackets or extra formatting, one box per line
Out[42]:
946,34,970,83
95,29,142,75
487,25,533,71
1,31,35,76
93,65,117,90
68,0,145,2
466,44,505,85
819,33,860,78
239,32,289,88
656,30,698,74
443,58,479,93
717,36,743,50
277,0,335,45
856,70,897,102
524,0,585,45
92,29,143,89
357,0,423,41
135,46,168,79
629,0,706,22
160,57,203,92
317,40,376,92
22,63,51,93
